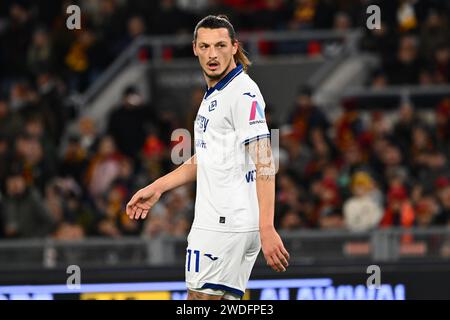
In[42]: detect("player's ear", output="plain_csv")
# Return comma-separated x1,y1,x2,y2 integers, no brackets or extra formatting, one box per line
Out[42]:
232,40,239,55
192,41,198,57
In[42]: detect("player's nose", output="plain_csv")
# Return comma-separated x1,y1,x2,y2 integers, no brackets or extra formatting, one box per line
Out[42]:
208,46,218,59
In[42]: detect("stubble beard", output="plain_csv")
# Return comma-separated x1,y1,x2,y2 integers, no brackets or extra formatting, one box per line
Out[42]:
203,58,233,81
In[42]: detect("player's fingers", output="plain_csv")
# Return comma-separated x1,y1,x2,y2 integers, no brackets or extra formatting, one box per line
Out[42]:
127,197,137,211
266,256,277,272
266,255,282,272
276,249,289,268
126,197,136,217
130,205,138,220
141,209,149,219
126,200,137,217
280,246,290,261
128,205,134,219
135,207,143,220
129,190,146,207
271,253,286,272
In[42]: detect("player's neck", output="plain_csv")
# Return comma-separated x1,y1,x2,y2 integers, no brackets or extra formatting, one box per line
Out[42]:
206,62,237,89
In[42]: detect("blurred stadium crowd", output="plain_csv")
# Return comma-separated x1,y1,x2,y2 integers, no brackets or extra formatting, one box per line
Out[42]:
0,0,450,240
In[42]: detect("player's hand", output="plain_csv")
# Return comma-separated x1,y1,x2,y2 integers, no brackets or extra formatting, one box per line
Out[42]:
260,226,290,272
126,184,163,220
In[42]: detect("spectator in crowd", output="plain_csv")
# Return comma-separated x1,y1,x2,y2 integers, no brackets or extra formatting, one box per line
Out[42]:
35,72,68,145
365,136,407,192
96,182,141,237
150,0,191,35
94,156,142,237
163,185,194,236
0,134,10,189
344,171,383,232
420,10,450,63
360,21,398,63
384,35,422,85
107,86,154,158
12,132,57,193
396,0,419,33
24,115,58,166
435,98,450,155
276,173,309,229
313,176,344,230
60,134,89,186
409,124,449,187
279,208,303,230
1,167,56,238
414,193,441,228
138,130,168,184
287,0,319,30
77,117,99,155
380,185,415,230
435,177,450,226
112,15,147,57
142,202,168,239
289,86,330,143
1,2,35,78
64,28,102,92
27,27,55,76
254,0,288,31
280,136,312,183
141,186,193,238
84,135,125,200
334,99,364,152
8,81,39,115
393,102,422,154
432,43,450,84
0,98,23,141
44,177,86,240
93,0,128,64
334,11,352,31
303,127,338,183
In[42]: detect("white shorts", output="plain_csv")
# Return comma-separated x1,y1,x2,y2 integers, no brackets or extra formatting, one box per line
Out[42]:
185,228,261,299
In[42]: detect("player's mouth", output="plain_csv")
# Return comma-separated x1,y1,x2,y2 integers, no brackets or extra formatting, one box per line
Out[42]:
207,61,220,71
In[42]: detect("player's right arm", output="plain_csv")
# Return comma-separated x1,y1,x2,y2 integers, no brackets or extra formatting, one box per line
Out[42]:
126,155,197,220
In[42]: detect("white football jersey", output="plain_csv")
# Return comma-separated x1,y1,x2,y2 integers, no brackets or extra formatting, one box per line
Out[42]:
192,64,270,232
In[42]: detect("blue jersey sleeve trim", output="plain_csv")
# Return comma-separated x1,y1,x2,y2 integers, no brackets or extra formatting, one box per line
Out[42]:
201,283,244,297
242,133,271,145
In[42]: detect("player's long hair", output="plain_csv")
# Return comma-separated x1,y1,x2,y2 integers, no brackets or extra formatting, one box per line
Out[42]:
193,15,252,72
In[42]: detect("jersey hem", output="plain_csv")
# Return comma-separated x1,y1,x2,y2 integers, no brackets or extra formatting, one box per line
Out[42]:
191,224,259,233
186,281,245,297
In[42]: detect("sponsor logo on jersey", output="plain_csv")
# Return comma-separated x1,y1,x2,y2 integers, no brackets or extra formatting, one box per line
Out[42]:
243,92,256,98
208,100,217,112
195,114,209,132
249,101,266,125
195,139,207,149
245,169,257,183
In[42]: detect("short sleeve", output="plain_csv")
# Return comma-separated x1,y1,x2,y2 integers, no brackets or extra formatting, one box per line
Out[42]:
232,91,270,145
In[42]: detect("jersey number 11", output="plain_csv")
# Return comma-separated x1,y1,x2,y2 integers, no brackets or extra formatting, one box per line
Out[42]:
186,249,200,273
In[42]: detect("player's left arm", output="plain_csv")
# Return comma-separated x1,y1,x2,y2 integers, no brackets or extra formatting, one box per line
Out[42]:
247,138,290,272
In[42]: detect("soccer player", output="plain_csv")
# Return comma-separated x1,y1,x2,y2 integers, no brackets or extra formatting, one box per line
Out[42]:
126,15,289,300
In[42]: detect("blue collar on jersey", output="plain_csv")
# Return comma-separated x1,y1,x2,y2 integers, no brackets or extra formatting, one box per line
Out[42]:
204,64,244,100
